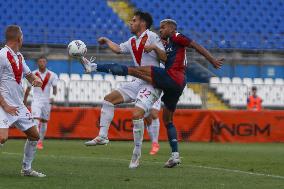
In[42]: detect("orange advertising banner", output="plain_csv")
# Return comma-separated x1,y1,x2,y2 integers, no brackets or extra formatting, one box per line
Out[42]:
8,107,284,142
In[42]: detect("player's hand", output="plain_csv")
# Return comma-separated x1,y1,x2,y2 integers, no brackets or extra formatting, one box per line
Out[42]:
3,104,19,116
144,44,157,53
211,58,224,69
98,37,109,45
32,77,43,87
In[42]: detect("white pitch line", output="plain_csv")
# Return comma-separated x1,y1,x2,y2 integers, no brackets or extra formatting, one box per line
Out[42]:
2,151,284,180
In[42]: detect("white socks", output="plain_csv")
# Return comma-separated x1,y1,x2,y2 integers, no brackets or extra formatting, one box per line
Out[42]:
34,119,40,132
40,122,47,141
98,100,115,138
147,118,160,143
132,118,144,155
91,63,97,72
22,140,38,170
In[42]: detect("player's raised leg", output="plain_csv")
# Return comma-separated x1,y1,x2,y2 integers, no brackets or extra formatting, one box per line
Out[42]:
85,90,124,146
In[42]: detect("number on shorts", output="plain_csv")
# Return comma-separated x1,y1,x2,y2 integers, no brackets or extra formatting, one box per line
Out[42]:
139,88,152,98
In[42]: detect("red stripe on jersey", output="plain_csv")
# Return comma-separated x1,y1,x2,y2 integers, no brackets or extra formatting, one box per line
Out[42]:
35,71,51,91
7,51,23,84
131,34,148,65
167,47,186,86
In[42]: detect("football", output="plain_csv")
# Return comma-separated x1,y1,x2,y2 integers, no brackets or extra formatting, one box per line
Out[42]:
67,40,87,58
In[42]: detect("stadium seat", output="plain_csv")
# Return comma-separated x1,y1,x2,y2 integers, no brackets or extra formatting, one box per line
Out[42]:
93,74,104,81
70,74,81,80
253,78,264,85
264,78,274,85
242,78,253,87
54,80,66,103
82,74,92,80
59,73,70,85
232,77,242,84
221,77,231,84
275,78,284,85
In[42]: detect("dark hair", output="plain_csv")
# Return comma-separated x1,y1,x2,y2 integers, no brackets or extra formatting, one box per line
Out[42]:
37,55,47,62
252,86,257,91
5,25,22,41
134,11,153,29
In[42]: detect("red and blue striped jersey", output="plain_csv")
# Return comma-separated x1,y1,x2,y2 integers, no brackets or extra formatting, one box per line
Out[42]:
164,32,192,86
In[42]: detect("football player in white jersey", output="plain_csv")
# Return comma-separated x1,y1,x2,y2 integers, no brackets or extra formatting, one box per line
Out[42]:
0,25,45,177
24,56,58,150
82,11,166,168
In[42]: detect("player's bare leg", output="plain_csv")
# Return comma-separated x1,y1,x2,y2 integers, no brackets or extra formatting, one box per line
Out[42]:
0,128,9,148
85,90,124,146
146,109,160,155
21,126,46,177
163,108,181,168
129,106,145,169
36,119,48,150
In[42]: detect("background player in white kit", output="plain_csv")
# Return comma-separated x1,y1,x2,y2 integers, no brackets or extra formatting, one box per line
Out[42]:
82,11,166,168
24,56,58,149
145,98,161,155
0,25,45,177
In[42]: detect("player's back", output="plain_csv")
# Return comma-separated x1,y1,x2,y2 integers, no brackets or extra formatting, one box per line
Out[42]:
0,46,28,107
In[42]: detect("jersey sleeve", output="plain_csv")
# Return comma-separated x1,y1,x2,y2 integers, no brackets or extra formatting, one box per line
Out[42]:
22,56,31,76
51,73,59,87
152,33,165,51
119,39,131,54
171,33,193,47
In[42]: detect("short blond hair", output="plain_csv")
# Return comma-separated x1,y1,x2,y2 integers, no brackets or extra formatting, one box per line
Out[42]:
5,25,22,42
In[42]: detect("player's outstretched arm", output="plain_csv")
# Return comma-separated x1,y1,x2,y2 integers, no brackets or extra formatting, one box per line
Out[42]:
23,86,31,107
25,73,43,87
98,37,121,54
144,44,167,62
190,41,224,69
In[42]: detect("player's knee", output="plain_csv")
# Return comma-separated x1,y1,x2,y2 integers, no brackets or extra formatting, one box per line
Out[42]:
162,114,172,126
132,107,145,120
27,132,40,141
151,110,159,120
0,136,8,144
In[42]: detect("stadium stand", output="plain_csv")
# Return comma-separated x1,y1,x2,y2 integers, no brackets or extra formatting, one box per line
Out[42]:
0,0,130,45
0,0,282,50
210,77,284,108
130,0,284,50
34,73,201,107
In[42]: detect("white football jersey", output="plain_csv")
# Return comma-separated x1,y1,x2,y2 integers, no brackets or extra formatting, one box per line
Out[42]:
0,46,31,107
29,69,58,103
119,29,165,67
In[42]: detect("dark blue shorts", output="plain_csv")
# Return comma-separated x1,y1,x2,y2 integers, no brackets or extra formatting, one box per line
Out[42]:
151,66,186,112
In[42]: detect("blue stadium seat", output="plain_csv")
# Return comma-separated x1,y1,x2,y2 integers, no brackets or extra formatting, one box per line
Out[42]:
129,0,283,50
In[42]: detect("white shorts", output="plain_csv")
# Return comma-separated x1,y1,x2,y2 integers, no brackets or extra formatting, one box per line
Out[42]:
0,106,34,131
152,97,162,110
31,102,51,121
116,78,161,113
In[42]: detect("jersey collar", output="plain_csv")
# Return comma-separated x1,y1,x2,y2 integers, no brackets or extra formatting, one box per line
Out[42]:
135,29,149,40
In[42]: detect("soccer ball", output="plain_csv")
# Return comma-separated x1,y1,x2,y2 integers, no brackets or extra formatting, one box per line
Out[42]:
67,40,87,58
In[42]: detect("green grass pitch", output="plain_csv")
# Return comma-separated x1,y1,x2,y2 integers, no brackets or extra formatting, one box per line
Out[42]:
1,140,284,189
